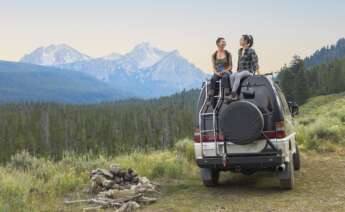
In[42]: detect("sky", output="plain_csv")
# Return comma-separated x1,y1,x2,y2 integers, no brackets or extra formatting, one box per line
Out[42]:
1,0,345,73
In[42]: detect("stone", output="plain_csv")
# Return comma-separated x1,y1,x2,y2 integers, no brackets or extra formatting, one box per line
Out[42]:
128,168,134,174
99,169,114,179
92,174,106,186
112,183,121,190
114,176,122,184
110,164,121,175
124,173,132,182
131,177,139,184
139,177,150,184
102,179,114,189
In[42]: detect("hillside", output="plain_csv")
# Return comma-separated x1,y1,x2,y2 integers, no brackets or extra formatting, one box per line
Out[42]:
277,54,345,104
0,61,129,104
304,38,345,68
296,92,345,152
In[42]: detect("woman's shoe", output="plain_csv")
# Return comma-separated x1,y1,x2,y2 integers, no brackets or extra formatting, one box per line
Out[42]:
224,95,232,104
231,92,239,101
224,88,230,97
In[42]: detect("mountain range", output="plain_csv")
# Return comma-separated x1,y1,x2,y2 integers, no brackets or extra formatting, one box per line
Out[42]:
19,42,207,99
3,38,345,104
0,60,128,104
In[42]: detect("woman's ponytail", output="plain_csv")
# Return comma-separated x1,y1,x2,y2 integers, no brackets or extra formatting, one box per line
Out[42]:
248,35,254,48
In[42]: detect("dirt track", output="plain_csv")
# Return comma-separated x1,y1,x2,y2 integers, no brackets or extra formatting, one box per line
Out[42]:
144,152,345,212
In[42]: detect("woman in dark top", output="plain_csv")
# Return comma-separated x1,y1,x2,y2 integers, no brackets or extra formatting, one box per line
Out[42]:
208,37,233,103
229,35,260,101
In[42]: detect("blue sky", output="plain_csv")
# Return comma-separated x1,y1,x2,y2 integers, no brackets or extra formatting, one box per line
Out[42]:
1,0,345,72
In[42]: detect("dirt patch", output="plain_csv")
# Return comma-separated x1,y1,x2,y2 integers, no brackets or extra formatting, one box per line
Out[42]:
144,152,345,212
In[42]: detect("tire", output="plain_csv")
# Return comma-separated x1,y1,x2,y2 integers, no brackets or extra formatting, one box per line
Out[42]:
293,144,301,171
279,159,295,190
220,101,264,145
241,169,255,175
200,168,219,187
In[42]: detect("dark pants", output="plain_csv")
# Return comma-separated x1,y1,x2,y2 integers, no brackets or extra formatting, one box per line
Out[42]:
209,72,231,92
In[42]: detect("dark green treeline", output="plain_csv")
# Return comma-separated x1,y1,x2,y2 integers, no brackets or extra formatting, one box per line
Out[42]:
277,55,345,104
0,89,199,163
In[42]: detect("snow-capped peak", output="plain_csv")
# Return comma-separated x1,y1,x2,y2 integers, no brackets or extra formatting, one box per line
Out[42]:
20,43,91,66
125,42,169,68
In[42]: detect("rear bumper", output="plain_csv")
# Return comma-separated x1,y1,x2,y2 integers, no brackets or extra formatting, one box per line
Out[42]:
196,153,283,171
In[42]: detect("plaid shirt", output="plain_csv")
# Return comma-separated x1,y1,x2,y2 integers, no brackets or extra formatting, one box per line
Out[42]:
237,48,259,73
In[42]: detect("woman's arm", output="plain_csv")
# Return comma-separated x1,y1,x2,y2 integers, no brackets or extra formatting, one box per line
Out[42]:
251,50,260,74
224,53,233,73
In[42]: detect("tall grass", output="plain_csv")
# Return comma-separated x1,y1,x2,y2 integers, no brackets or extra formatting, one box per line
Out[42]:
0,139,196,211
296,92,345,152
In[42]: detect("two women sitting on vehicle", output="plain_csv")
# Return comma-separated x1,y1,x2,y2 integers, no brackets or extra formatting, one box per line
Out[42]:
208,35,260,104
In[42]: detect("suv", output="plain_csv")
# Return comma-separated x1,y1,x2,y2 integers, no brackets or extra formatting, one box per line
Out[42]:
193,75,300,189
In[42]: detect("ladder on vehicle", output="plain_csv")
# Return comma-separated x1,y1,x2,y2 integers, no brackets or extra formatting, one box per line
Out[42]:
198,80,223,157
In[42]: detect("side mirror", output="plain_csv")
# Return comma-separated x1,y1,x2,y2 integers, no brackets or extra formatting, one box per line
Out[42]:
288,101,299,116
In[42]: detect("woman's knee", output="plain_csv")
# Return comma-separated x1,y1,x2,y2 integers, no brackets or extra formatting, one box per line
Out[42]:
230,74,236,81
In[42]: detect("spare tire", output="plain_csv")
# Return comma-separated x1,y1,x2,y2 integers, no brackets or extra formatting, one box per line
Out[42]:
220,101,264,145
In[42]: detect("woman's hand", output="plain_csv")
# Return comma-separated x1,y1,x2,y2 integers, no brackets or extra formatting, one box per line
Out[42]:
216,71,224,77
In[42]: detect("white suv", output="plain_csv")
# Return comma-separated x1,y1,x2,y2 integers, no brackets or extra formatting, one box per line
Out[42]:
194,75,300,189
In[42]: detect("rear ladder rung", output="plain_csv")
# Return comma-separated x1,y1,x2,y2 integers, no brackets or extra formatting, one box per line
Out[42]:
200,129,216,133
200,113,214,116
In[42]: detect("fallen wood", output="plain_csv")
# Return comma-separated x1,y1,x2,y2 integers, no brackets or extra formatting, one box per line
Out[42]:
65,164,159,210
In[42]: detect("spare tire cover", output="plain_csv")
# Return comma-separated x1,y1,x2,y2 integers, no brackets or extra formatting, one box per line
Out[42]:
220,101,264,145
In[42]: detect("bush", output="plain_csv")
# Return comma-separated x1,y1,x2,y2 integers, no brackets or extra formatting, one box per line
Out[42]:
174,138,195,162
115,149,197,179
296,93,345,152
0,169,34,212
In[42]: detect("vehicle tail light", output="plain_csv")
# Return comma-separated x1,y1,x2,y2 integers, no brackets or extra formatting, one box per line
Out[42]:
263,121,286,139
275,121,286,138
193,128,201,143
193,128,224,143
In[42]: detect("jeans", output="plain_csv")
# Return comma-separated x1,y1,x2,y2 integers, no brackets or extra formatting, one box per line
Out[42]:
209,72,231,92
230,70,252,93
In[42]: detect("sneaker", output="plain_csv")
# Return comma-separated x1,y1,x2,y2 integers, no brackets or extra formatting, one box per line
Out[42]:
231,92,239,101
224,95,232,104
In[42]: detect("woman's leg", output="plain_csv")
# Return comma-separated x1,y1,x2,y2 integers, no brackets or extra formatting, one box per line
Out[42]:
230,73,236,91
221,73,231,96
207,74,221,105
210,74,221,92
231,70,252,93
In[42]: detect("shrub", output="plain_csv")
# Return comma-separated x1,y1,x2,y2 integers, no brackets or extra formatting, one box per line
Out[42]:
174,138,195,162
296,93,345,152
